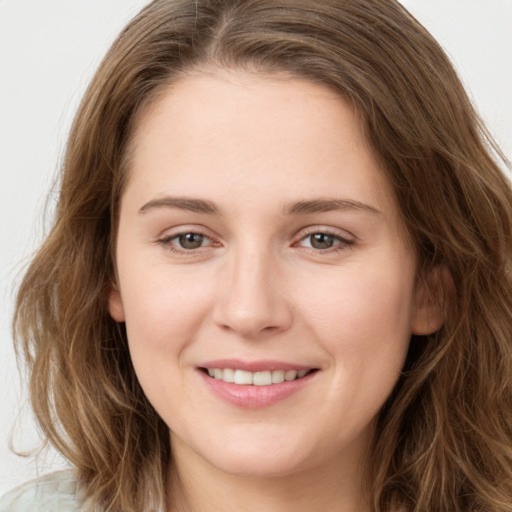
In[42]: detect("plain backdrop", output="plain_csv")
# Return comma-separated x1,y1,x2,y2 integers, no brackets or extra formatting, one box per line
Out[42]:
1,0,511,496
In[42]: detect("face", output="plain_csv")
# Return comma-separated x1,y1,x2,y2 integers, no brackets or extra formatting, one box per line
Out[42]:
109,70,440,481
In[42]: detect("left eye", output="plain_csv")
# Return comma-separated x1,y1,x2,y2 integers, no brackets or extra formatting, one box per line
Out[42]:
298,232,350,250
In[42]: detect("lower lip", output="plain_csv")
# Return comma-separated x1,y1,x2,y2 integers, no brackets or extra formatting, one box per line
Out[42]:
199,370,317,408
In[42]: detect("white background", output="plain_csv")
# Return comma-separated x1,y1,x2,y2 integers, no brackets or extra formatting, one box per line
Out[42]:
1,0,511,496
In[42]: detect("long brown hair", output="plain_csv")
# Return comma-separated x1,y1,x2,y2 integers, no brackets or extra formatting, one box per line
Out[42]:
14,1,512,510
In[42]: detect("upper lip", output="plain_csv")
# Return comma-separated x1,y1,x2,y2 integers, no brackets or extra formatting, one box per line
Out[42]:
198,359,316,372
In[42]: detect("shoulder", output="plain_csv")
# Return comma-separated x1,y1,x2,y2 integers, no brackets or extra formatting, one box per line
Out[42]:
0,471,81,512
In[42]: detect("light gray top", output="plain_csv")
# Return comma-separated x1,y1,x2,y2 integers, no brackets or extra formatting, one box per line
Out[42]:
0,471,81,512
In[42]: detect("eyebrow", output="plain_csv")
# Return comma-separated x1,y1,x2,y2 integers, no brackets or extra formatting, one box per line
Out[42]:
139,196,218,214
138,196,381,216
283,198,381,215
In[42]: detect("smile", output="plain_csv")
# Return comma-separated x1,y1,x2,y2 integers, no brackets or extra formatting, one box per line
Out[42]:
204,368,314,385
198,360,319,408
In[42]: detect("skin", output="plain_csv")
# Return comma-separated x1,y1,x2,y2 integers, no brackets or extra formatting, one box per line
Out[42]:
109,69,443,512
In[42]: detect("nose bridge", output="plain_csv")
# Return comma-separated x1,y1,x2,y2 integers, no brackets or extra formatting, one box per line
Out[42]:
213,240,291,337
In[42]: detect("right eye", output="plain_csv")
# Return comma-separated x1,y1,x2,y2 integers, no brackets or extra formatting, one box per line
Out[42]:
158,231,214,253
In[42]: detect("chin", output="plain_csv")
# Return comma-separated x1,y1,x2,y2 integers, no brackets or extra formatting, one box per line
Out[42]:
195,431,318,478
210,450,309,479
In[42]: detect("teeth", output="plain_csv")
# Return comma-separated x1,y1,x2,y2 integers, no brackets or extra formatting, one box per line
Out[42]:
234,369,253,385
271,370,285,384
253,371,272,386
222,368,235,383
206,368,311,385
285,370,298,381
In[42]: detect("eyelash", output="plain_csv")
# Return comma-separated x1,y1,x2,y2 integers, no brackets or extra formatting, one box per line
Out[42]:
295,228,355,252
156,228,355,255
157,232,216,255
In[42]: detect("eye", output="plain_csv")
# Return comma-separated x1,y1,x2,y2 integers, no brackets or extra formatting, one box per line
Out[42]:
158,231,214,252
306,233,337,250
176,232,207,249
296,230,354,251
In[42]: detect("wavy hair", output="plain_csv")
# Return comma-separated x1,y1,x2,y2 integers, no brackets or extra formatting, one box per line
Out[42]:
13,0,512,510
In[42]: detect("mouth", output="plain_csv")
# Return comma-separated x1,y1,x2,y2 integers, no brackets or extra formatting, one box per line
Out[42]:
200,367,318,386
198,361,319,408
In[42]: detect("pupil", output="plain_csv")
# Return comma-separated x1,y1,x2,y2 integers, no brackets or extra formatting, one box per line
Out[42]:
310,233,334,249
179,233,204,249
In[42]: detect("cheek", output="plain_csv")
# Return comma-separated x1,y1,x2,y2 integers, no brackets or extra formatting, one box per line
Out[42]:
297,260,415,365
118,263,217,413
117,257,215,358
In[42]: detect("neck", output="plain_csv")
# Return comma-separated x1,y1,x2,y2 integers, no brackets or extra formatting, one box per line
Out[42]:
166,438,371,512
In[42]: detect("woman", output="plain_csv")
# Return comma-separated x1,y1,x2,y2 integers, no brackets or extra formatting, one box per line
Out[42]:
2,0,512,511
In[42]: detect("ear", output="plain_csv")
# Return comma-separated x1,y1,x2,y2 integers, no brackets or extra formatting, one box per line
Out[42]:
412,265,453,336
108,282,126,322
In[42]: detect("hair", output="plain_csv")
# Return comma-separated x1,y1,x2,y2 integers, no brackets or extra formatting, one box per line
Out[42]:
13,0,512,510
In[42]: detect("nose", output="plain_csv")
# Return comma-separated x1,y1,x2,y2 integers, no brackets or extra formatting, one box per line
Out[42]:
212,246,293,339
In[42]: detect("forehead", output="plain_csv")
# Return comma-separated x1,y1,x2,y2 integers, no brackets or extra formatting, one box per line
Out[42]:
123,69,396,218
